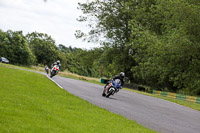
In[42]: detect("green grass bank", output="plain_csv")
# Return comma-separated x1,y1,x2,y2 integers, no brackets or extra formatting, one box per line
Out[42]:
0,64,155,133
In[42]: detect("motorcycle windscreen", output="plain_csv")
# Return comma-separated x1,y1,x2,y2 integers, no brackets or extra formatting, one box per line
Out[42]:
115,79,121,85
113,79,121,88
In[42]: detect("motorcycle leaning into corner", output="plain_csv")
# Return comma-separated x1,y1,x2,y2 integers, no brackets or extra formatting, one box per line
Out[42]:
102,79,122,98
50,65,59,78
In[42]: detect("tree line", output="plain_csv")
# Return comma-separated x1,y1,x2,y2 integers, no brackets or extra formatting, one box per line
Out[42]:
0,30,61,67
76,0,200,96
0,29,104,77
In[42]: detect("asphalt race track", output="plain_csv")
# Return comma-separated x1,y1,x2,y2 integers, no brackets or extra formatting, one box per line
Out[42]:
51,76,200,133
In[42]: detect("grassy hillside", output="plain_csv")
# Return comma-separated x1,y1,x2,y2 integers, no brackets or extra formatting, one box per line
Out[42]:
0,64,155,133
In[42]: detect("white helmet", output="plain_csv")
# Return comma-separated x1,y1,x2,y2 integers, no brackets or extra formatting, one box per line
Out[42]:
120,72,125,78
57,60,60,64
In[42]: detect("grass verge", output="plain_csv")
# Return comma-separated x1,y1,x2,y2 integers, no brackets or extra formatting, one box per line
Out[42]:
124,88,200,111
0,64,155,133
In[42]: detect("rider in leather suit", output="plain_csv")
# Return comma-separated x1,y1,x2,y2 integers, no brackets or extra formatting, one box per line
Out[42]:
104,72,125,89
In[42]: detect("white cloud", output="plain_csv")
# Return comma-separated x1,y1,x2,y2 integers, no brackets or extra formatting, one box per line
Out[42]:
0,0,99,49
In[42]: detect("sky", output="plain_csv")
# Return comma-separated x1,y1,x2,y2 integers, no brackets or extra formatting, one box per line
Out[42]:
0,0,99,49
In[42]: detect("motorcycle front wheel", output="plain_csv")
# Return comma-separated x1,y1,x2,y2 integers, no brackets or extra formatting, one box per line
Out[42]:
50,71,55,78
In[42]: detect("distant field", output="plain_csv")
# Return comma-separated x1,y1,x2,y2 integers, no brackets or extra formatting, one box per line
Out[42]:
0,64,155,133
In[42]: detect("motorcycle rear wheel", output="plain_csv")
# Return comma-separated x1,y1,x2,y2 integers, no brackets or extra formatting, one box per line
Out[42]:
102,89,106,96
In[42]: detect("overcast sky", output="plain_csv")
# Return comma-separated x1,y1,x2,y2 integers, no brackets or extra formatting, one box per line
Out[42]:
0,0,98,49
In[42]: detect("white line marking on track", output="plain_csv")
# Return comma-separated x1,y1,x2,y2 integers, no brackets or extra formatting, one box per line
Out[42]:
45,75,63,89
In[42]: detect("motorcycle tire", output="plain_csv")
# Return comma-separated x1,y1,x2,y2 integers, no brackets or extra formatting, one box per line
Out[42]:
106,89,114,98
102,89,106,97
50,71,55,78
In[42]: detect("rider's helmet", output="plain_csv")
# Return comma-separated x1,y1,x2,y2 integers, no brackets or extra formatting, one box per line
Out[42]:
120,72,125,78
57,60,60,64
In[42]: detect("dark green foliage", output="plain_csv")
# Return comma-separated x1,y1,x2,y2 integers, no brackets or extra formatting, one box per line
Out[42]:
129,0,200,95
62,46,102,77
26,32,59,67
0,30,67,71
76,0,136,79
0,30,35,65
77,0,200,96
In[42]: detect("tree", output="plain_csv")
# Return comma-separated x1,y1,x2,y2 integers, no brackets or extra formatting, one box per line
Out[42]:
0,30,35,65
76,0,139,79
76,0,200,95
26,32,59,66
130,0,200,95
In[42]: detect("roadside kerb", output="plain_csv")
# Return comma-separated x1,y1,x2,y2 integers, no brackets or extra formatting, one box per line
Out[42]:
46,75,63,89
153,90,200,104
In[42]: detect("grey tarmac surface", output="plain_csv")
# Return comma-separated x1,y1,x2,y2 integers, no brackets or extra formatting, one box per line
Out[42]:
51,75,200,133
